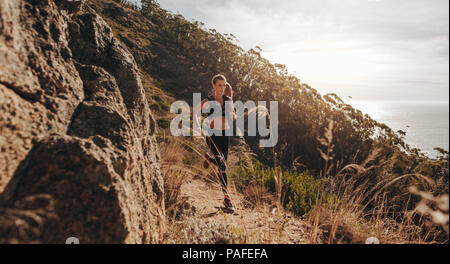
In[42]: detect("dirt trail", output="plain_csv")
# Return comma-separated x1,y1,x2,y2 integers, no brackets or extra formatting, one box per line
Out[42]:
180,169,309,244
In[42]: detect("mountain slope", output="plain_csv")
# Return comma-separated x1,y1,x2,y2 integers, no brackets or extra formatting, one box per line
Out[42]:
0,0,447,244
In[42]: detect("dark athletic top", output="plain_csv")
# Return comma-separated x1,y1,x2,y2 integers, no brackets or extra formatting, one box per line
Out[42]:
206,93,233,116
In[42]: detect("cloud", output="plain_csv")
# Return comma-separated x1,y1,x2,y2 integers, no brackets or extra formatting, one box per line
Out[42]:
156,0,449,101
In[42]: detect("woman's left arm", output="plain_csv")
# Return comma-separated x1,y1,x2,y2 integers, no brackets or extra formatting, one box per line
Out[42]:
225,83,236,120
230,100,236,121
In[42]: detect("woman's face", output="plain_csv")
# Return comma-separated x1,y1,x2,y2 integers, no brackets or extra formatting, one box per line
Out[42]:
213,79,226,96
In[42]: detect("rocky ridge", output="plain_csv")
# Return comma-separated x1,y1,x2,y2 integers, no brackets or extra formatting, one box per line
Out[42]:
0,0,164,243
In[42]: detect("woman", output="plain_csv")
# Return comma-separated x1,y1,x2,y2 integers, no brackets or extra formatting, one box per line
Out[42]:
192,74,236,211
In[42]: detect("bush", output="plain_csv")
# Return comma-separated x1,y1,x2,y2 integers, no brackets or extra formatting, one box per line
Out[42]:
157,118,170,129
284,171,323,216
231,158,323,216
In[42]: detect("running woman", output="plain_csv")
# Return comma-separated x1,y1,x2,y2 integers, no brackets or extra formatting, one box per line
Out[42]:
192,74,236,211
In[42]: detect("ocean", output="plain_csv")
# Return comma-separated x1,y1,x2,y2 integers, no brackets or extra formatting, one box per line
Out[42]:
351,100,449,159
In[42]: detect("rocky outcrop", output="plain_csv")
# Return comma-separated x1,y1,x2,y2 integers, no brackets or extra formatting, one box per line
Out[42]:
0,0,164,243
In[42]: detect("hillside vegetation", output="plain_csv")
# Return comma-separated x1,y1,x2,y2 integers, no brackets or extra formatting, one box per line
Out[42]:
0,0,447,243
89,0,448,243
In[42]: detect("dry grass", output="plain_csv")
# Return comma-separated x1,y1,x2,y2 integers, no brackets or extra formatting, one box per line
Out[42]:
307,183,427,244
159,136,241,243
306,120,447,244
410,186,449,238
243,184,274,209
159,138,193,221
159,135,302,244
159,119,448,244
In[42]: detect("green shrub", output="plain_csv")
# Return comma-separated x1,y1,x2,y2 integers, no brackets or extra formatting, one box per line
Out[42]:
231,158,323,216
150,100,170,112
284,171,323,216
157,118,170,129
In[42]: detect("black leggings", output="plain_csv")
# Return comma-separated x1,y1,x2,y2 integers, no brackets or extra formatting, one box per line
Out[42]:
206,130,230,193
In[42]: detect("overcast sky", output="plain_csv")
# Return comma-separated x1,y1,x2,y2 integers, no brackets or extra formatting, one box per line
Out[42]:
146,0,449,102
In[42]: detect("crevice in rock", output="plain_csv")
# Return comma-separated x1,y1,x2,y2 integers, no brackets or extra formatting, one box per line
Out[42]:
0,81,43,105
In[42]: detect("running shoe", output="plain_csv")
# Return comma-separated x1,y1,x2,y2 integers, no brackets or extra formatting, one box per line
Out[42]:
223,197,235,211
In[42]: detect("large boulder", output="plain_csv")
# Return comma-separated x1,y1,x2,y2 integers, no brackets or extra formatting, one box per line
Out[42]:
0,0,164,243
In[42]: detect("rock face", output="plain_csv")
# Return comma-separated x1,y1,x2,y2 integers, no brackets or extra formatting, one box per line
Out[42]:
0,0,164,243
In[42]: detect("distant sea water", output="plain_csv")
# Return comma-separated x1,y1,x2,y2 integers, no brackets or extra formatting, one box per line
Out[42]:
351,100,449,159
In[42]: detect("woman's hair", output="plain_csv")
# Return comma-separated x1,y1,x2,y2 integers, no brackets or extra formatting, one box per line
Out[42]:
225,83,233,97
211,74,226,86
